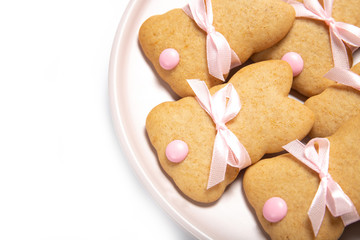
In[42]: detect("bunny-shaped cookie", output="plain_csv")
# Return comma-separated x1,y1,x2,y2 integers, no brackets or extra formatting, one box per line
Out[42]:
252,0,360,97
244,114,360,239
146,60,314,203
139,0,295,97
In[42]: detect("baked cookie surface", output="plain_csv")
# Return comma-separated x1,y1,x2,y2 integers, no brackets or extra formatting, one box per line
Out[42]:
252,0,360,97
146,60,314,203
305,63,360,137
244,114,360,240
139,0,295,97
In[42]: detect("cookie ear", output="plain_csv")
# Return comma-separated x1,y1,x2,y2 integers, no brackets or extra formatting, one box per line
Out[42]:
305,62,360,137
211,0,295,58
327,114,360,215
226,60,294,97
220,61,313,156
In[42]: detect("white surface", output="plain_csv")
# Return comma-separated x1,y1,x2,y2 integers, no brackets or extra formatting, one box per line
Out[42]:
0,0,190,239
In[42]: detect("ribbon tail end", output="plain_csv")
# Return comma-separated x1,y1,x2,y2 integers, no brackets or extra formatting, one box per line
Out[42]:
206,177,223,190
308,212,322,237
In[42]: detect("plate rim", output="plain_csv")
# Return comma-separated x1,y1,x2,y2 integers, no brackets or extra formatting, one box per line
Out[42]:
108,1,360,239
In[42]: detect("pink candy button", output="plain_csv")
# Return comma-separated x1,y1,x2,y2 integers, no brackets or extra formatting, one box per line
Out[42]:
281,52,304,77
263,197,288,223
165,140,188,163
159,48,180,70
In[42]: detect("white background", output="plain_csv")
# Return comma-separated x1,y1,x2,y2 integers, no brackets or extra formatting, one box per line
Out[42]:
2,1,360,239
0,0,192,239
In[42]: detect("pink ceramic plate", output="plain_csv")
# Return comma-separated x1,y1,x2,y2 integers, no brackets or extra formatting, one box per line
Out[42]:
108,0,360,239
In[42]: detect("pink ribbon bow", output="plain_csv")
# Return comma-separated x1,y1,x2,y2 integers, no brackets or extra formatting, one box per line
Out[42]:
283,138,359,236
283,0,360,69
324,67,360,91
183,0,241,81
187,79,251,189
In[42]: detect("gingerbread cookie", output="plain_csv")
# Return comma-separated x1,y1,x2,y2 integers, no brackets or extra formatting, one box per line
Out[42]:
305,63,360,137
146,60,314,203
252,0,360,97
139,0,295,97
244,114,360,240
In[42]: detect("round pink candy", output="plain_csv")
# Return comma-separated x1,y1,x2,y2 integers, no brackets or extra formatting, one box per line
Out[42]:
263,197,288,223
159,48,180,70
281,52,304,77
166,140,188,163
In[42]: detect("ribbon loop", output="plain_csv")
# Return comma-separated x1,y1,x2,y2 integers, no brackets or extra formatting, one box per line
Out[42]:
324,67,360,91
183,0,241,81
283,138,359,236
187,79,251,189
283,0,360,69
